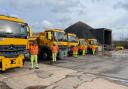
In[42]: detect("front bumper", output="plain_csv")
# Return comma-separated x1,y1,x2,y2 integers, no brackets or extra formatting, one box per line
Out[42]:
0,54,24,71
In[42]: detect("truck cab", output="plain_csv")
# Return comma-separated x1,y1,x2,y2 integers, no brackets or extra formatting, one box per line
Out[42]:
0,15,31,71
66,33,78,56
86,39,98,54
78,39,87,55
37,29,68,60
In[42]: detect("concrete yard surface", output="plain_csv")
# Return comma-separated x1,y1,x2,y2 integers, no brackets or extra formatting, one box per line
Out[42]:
1,64,76,89
1,63,128,89
77,78,128,89
1,50,128,89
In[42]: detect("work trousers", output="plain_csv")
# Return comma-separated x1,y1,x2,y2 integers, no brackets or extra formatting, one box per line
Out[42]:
92,50,95,55
73,52,78,58
52,53,57,62
82,50,86,56
31,55,38,68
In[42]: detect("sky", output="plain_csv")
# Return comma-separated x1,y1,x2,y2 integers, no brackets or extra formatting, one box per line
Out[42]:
0,0,128,40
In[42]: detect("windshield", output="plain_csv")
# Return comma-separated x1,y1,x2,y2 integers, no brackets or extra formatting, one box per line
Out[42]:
68,35,77,42
79,40,86,45
0,20,28,38
90,40,98,45
54,32,67,41
93,40,98,45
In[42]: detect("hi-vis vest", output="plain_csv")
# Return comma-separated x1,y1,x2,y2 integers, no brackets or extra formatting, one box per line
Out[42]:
51,45,59,53
30,45,38,55
72,46,78,52
82,45,87,50
92,46,96,51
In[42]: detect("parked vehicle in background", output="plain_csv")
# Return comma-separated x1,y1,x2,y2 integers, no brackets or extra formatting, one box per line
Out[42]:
66,33,78,56
116,46,124,50
34,29,68,60
86,39,98,54
78,38,87,55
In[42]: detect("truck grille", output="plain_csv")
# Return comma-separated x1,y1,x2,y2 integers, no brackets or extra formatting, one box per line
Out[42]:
59,45,68,50
0,45,26,58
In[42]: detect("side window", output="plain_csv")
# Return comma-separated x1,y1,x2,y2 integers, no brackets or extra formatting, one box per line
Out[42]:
46,32,48,39
89,41,92,44
46,32,52,40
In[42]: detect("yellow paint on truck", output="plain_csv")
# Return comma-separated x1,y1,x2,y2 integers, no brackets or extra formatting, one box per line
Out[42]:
0,15,30,71
66,33,78,56
32,29,68,60
86,39,98,54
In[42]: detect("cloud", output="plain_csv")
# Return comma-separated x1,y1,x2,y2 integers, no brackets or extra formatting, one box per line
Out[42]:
42,20,53,30
5,0,87,29
91,0,105,3
0,0,128,40
10,14,20,18
9,0,81,12
10,0,42,11
49,0,80,13
112,28,128,40
114,0,128,11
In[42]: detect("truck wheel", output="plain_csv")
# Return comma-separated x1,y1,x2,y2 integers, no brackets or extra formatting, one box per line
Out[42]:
90,49,93,54
39,48,52,60
0,62,2,68
78,49,82,55
87,48,92,54
23,59,25,65
68,50,73,56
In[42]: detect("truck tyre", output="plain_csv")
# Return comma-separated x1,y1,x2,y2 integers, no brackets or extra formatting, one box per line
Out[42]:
78,49,82,55
87,48,92,54
68,50,73,56
39,46,52,60
23,59,25,65
89,48,93,54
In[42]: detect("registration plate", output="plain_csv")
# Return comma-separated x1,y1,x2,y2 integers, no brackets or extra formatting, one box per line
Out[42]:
11,59,16,64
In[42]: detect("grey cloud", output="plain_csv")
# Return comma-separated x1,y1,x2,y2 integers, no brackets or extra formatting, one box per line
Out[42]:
91,0,105,3
76,7,87,15
50,8,71,13
9,0,81,12
114,0,128,10
49,0,81,13
42,20,54,30
10,0,42,11
58,17,72,23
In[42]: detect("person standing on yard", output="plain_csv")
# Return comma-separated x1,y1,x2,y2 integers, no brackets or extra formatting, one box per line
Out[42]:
72,46,78,58
82,45,87,56
51,43,59,62
29,40,39,69
92,45,96,55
